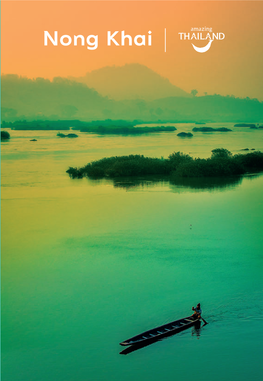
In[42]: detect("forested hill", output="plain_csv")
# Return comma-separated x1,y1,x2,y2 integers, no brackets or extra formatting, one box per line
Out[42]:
69,63,191,101
2,74,263,123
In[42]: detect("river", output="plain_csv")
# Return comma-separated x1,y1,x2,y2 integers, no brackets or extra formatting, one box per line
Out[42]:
1,124,263,381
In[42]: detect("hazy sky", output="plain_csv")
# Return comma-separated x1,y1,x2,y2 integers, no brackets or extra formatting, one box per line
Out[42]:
2,1,263,100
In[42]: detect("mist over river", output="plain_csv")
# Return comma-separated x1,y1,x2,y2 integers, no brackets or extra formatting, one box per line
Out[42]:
1,123,263,381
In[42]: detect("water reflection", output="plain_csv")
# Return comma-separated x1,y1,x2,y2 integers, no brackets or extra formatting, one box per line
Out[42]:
191,320,202,338
112,175,244,192
170,176,243,190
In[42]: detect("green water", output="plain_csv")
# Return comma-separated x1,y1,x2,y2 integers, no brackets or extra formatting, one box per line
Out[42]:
1,126,263,381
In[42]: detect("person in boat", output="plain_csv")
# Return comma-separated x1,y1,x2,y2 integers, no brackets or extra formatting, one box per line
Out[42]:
192,303,202,319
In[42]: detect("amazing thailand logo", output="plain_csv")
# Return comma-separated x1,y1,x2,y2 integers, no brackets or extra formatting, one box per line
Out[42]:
178,27,225,53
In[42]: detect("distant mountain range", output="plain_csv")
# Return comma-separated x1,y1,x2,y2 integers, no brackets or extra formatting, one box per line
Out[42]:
69,64,190,101
1,69,263,123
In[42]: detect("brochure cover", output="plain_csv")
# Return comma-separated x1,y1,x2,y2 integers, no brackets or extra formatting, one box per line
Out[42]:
1,1,263,381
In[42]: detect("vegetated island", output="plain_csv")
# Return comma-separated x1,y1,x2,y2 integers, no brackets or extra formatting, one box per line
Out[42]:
1,119,136,131
234,123,257,128
2,119,177,135
66,149,263,180
1,130,10,140
78,125,176,135
177,132,193,137
192,127,232,132
234,123,263,129
69,119,177,134
2,120,72,130
57,132,78,138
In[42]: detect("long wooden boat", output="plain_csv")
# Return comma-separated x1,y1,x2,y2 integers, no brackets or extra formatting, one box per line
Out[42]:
120,315,200,346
